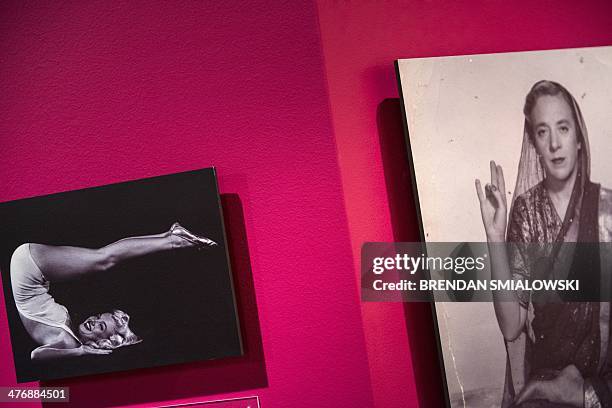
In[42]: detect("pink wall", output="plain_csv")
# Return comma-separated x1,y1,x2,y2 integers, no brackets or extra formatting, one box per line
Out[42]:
316,1,612,407
2,1,612,407
0,2,372,407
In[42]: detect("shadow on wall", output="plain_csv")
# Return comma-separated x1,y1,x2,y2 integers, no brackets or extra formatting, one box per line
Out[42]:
376,98,446,408
42,193,267,408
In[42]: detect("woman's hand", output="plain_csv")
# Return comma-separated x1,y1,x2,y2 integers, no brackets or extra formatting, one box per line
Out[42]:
515,364,584,407
79,345,112,356
475,160,508,242
31,344,112,361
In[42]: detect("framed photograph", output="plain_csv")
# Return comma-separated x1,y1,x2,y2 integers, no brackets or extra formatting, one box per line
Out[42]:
0,168,242,382
396,47,612,407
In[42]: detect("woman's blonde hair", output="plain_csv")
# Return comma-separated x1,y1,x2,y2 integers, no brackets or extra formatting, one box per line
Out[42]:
84,310,142,350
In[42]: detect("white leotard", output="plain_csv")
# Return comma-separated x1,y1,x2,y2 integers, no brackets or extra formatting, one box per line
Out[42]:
10,243,81,345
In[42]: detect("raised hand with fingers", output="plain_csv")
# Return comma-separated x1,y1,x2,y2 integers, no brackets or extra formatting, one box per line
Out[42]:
475,160,508,242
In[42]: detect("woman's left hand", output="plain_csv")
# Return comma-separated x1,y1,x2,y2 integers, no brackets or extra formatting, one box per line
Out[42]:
79,345,113,356
475,161,508,242
515,364,584,407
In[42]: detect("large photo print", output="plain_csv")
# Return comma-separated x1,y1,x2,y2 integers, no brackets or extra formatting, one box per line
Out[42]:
397,47,612,407
0,168,242,382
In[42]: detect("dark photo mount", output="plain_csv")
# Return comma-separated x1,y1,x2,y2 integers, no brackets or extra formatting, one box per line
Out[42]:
0,168,242,382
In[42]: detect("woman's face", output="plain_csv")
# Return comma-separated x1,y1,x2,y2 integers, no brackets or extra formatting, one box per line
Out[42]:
78,312,122,342
530,94,580,183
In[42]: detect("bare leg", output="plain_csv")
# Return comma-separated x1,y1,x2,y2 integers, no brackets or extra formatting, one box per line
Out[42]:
30,229,194,282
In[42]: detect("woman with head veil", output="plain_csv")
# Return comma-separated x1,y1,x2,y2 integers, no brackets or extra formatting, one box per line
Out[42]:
476,80,612,407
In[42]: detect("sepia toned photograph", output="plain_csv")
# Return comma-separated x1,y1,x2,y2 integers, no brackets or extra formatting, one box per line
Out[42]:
397,47,612,407
0,168,242,382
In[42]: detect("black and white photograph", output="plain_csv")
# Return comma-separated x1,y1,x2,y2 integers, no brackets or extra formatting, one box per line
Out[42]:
397,47,612,407
0,168,243,382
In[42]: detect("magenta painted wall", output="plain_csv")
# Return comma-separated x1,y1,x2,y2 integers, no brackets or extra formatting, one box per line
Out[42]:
0,2,373,407
2,1,612,407
317,1,612,407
